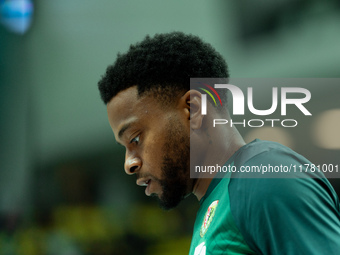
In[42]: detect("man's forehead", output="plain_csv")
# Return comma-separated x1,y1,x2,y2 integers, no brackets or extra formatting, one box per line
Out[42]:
107,87,139,128
106,86,160,132
109,86,139,108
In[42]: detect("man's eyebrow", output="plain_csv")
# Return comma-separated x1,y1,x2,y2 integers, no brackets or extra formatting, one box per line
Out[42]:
118,123,131,140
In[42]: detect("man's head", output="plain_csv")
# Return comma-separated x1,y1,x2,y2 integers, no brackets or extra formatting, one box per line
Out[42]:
98,31,229,105
98,32,229,209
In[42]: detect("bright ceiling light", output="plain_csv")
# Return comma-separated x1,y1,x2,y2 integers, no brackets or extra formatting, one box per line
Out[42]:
312,109,340,150
244,127,294,149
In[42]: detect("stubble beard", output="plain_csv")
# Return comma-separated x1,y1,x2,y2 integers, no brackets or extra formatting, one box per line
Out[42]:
155,121,195,210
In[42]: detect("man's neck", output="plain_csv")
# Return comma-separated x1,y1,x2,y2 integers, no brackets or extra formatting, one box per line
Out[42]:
192,126,245,201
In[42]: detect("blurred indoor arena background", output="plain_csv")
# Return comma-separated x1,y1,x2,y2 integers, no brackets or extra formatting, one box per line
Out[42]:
0,0,339,254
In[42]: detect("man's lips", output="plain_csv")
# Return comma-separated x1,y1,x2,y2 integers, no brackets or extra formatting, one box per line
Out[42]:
136,178,150,186
136,178,152,196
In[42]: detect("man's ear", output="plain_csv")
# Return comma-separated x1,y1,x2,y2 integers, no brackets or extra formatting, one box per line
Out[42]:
181,90,204,130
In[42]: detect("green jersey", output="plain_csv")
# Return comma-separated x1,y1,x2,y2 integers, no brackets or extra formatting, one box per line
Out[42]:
189,140,340,255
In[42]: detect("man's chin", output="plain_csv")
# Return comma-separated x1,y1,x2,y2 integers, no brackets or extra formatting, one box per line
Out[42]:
155,194,184,211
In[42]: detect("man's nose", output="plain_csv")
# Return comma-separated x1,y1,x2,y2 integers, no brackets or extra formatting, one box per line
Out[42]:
124,152,141,175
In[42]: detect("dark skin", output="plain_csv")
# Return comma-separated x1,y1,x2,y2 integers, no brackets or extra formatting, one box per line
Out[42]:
106,86,245,208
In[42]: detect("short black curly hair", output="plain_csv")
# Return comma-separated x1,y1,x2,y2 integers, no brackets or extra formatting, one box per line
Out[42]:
98,31,229,105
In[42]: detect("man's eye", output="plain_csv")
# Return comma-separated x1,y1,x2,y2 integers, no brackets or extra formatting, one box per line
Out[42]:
130,135,140,144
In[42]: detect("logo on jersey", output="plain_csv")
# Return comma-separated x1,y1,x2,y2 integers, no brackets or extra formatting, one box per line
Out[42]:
200,200,219,237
